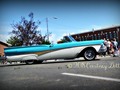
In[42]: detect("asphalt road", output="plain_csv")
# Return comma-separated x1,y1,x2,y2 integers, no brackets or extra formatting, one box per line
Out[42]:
0,56,120,90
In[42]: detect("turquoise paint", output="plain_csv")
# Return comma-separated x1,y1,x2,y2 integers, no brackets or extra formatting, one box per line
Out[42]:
4,40,104,56
52,40,104,50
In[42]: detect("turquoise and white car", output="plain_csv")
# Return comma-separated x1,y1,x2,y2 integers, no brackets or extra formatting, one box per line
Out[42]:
4,36,105,64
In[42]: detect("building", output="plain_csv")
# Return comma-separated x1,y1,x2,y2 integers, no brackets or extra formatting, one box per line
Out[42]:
63,26,120,44
0,41,9,57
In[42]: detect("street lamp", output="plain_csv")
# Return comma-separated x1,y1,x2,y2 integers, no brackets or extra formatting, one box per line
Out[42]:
46,17,57,41
46,17,49,41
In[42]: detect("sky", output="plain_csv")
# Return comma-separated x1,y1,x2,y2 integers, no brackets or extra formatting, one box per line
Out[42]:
0,0,120,43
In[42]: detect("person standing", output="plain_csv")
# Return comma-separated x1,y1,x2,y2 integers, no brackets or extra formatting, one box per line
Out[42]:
105,39,111,55
112,38,119,57
110,39,114,54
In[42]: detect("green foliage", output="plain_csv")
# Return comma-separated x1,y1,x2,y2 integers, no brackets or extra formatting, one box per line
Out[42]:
57,38,67,44
60,38,67,43
7,12,47,46
42,40,51,45
7,36,22,46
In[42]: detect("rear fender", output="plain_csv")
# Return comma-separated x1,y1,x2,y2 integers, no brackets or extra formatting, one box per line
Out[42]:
22,54,38,61
6,54,38,61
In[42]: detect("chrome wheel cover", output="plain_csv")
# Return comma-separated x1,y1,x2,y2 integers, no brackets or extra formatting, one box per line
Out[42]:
84,49,95,60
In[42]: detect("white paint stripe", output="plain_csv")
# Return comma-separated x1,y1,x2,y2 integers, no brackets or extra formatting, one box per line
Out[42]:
62,73,120,82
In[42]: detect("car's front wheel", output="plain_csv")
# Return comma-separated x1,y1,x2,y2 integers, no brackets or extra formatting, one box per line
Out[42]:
83,49,96,60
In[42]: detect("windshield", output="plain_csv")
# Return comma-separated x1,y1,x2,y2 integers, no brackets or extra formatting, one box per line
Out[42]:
63,35,76,42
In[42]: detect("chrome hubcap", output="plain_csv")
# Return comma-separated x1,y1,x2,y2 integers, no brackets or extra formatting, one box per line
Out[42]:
85,49,95,60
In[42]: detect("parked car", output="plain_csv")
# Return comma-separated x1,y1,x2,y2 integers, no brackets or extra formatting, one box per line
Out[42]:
4,36,105,64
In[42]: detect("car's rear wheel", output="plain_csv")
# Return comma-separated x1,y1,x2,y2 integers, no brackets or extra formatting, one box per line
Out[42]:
25,60,35,64
25,60,43,64
83,49,96,60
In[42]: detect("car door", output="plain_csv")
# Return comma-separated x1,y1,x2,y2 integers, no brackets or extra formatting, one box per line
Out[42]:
49,43,76,59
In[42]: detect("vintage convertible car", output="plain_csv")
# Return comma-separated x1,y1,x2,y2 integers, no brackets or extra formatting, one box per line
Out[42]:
4,36,105,64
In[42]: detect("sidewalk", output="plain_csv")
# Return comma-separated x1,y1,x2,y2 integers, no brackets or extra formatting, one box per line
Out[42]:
96,55,112,59
97,52,120,58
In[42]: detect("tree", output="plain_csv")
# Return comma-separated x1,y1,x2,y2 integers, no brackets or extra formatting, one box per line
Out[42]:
7,36,22,46
57,38,67,44
7,12,49,46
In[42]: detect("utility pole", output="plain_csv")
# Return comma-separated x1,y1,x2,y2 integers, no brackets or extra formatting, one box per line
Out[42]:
46,17,49,41
46,17,58,41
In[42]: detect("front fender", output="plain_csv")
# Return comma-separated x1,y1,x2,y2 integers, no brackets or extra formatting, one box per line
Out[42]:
76,45,99,57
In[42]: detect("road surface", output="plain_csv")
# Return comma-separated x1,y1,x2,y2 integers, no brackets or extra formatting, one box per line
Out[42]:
0,56,120,90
